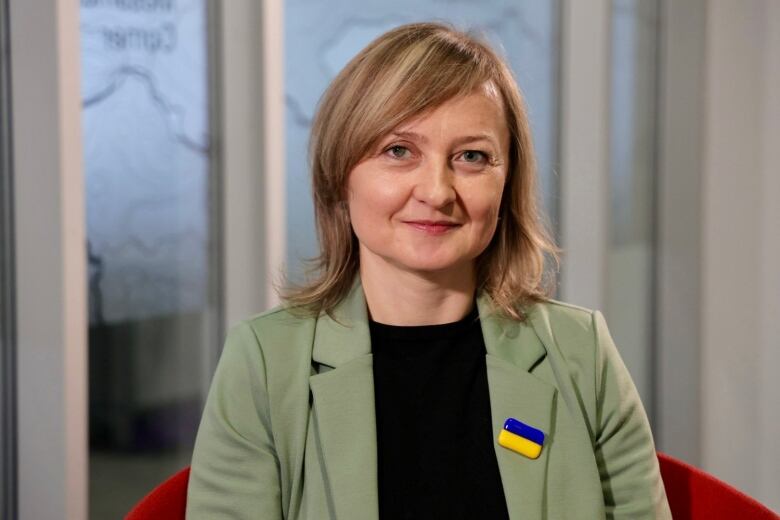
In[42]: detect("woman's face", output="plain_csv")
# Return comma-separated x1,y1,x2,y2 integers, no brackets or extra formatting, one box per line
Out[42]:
347,88,510,278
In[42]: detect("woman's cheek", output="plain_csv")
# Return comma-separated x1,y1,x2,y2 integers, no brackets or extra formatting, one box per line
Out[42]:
470,185,503,223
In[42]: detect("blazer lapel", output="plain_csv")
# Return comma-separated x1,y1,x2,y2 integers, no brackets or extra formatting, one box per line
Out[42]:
478,295,557,520
309,280,379,520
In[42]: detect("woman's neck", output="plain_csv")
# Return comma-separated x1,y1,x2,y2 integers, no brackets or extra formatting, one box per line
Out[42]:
359,254,477,326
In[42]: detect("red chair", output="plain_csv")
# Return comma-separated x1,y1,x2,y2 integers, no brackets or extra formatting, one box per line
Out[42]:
126,454,778,519
657,451,778,519
125,466,190,520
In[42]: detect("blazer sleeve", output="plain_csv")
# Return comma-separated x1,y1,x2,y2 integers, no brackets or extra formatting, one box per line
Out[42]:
592,310,672,520
186,322,283,520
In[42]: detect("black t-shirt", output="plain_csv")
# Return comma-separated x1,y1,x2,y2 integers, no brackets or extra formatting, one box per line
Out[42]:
370,304,510,520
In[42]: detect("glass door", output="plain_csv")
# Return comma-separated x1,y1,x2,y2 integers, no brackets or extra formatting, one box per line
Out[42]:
79,1,221,517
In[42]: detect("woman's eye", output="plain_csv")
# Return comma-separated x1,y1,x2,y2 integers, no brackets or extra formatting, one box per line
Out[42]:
459,150,488,163
386,145,411,159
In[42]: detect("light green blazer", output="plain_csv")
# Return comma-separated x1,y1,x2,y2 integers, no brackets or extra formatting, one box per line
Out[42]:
186,279,671,519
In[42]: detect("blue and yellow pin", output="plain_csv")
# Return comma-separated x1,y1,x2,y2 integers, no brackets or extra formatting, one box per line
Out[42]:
497,418,545,459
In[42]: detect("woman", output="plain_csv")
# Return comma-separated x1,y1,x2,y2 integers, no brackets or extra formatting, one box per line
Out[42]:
186,23,671,519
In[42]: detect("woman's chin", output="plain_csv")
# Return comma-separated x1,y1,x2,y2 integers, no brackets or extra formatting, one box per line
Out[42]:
391,256,472,277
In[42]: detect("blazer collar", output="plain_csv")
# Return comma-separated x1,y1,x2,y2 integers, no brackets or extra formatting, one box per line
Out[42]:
311,277,549,368
311,277,372,369
309,277,557,520
476,290,548,371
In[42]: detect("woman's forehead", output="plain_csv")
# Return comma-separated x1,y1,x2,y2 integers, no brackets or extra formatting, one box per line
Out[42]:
390,89,508,141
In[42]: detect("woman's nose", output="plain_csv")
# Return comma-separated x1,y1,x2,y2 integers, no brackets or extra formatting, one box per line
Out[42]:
413,158,456,208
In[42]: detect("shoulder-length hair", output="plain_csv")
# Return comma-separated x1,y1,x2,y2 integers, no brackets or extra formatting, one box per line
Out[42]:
281,22,559,320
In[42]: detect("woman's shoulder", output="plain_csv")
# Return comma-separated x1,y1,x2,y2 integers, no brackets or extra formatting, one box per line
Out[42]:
524,297,600,340
530,297,593,319
520,298,620,375
223,304,318,363
241,303,317,333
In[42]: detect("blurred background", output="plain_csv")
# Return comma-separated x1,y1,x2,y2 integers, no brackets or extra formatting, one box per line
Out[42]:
0,0,778,518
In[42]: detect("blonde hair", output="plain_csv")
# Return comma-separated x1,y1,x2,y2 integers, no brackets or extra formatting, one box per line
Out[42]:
282,22,559,320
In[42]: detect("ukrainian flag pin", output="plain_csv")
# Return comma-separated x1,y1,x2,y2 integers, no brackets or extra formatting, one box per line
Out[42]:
498,417,545,459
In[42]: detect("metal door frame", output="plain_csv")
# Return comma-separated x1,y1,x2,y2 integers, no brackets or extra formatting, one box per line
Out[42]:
1,0,18,516
9,0,87,518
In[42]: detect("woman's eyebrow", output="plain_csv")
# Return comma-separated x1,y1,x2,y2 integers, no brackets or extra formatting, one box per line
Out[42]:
389,131,497,147
389,131,428,143
450,133,497,147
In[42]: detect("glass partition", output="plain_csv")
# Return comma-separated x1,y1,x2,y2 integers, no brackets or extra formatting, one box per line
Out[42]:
284,1,561,279
80,1,220,517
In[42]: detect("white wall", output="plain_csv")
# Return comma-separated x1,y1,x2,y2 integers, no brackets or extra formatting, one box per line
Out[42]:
700,0,780,510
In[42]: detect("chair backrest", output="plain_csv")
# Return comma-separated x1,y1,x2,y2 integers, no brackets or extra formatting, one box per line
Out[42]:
657,451,778,520
126,455,779,519
124,466,190,520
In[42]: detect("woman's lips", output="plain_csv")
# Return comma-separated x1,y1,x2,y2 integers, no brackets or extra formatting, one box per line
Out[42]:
403,220,462,235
